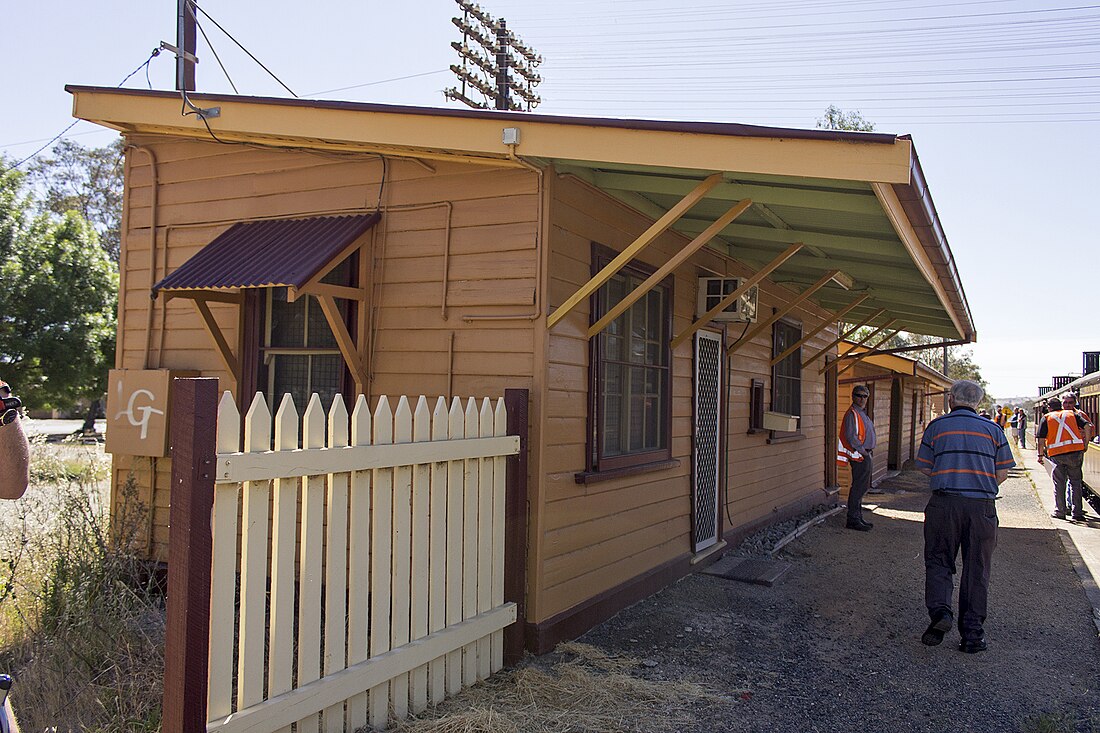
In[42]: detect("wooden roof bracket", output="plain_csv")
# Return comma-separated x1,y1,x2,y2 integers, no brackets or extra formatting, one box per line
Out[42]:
819,318,898,374
547,172,724,330
769,293,870,367
287,234,371,303
727,269,844,356
587,198,752,339
288,282,367,303
190,299,241,386
836,328,904,377
316,294,369,394
671,241,804,350
801,308,886,368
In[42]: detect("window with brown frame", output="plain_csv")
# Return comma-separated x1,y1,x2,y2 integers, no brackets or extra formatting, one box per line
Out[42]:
256,257,357,414
771,319,802,435
588,246,672,472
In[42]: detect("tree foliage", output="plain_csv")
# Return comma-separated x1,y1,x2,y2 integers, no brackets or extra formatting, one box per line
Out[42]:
816,105,876,132
0,165,117,410
28,139,124,262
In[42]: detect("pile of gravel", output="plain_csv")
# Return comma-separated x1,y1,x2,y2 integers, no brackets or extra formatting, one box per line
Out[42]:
729,503,837,558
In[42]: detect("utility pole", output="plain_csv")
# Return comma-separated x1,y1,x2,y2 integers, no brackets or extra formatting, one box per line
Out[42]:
445,0,542,111
176,0,197,91
496,20,509,111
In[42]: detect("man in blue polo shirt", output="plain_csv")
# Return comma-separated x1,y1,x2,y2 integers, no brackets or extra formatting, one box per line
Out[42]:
916,379,1014,654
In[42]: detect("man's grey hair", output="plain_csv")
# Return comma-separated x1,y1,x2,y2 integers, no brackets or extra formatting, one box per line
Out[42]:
950,379,984,408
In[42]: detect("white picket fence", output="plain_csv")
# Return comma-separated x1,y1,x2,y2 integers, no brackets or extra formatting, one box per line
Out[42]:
205,391,519,733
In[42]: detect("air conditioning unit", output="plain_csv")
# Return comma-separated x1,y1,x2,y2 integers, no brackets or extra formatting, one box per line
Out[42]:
696,277,759,322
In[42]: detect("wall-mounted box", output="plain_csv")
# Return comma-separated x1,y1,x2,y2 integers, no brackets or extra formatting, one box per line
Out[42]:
105,369,199,457
762,411,799,432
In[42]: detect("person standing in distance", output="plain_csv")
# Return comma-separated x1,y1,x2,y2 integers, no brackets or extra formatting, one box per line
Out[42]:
916,380,1013,653
1037,393,1094,521
838,385,876,531
0,380,29,500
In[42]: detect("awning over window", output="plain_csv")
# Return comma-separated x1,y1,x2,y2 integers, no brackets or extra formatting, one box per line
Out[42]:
152,212,380,294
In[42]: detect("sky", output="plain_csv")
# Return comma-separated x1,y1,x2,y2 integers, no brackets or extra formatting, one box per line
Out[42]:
3,0,1098,399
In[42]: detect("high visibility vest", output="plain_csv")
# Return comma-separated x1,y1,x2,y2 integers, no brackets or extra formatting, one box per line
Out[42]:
1044,409,1086,456
837,407,866,465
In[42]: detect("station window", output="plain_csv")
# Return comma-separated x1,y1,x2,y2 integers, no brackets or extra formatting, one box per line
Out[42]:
589,246,672,472
771,319,802,432
260,258,355,413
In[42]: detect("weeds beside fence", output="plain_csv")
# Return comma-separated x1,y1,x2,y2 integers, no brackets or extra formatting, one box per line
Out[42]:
0,440,165,733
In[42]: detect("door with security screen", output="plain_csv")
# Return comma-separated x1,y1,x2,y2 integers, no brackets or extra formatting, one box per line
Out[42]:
692,330,723,552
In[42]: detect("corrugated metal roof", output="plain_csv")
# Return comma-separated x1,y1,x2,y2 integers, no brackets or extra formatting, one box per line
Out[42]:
152,212,380,293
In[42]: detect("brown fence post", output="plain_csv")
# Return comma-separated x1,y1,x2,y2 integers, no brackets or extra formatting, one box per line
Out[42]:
503,388,530,665
162,377,219,733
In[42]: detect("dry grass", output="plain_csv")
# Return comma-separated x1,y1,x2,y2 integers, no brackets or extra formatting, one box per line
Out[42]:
392,642,723,733
0,440,164,733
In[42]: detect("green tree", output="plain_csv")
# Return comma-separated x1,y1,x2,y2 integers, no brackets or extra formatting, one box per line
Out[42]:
816,105,876,132
28,139,124,262
0,165,117,414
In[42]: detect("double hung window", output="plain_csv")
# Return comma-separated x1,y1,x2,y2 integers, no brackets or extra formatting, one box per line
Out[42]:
589,248,672,472
771,320,802,434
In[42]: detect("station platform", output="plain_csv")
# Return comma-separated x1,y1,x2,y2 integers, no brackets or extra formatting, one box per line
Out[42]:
1016,439,1100,635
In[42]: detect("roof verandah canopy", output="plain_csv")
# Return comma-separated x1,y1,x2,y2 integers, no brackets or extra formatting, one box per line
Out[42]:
68,86,976,349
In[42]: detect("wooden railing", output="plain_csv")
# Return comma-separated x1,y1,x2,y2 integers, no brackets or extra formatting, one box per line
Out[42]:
161,379,526,733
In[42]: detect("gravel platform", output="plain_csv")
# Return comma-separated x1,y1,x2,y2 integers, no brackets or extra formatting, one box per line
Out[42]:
574,467,1100,733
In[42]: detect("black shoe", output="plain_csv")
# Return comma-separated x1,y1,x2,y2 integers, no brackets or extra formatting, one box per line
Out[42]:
846,518,872,531
921,612,953,646
959,638,987,654
1051,512,1066,520
1072,515,1087,522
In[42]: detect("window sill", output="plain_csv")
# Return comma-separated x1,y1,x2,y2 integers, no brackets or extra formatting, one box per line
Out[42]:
766,432,806,445
575,459,681,485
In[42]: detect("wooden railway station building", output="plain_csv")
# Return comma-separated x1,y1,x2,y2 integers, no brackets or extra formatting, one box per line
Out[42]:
70,86,975,653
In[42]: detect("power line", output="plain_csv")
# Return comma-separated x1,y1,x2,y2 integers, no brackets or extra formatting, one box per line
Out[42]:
8,47,163,169
185,0,297,97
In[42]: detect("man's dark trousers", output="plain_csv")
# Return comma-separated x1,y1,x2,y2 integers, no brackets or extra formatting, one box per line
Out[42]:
924,492,998,640
848,456,872,522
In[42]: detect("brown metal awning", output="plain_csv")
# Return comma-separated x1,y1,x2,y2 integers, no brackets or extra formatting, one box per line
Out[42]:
152,212,379,393
152,212,380,295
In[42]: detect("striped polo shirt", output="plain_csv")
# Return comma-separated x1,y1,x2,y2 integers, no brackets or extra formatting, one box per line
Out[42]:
917,406,1015,498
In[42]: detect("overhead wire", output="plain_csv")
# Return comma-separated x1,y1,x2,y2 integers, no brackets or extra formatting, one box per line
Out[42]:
9,47,163,169
185,0,297,97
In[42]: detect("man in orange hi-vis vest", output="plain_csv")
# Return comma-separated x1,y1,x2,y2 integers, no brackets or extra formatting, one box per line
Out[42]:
1037,393,1094,521
838,385,876,531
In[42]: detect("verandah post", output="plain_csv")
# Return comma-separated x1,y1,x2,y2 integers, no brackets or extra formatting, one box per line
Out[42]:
503,388,530,665
163,377,219,733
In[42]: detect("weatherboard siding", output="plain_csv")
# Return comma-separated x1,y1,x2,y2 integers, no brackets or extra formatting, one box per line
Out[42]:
115,135,541,560
535,173,837,622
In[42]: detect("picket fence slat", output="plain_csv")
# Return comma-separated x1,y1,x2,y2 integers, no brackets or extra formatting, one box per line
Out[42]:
323,397,350,733
297,396,326,733
369,396,394,730
410,396,432,714
427,397,448,705
444,398,465,695
391,396,414,721
207,392,240,722
216,435,520,482
269,396,299,733
346,396,372,731
238,395,271,711
204,391,517,733
461,399,480,687
476,399,494,681
491,398,507,673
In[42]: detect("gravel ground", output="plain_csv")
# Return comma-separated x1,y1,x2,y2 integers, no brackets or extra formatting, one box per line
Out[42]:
570,466,1100,733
